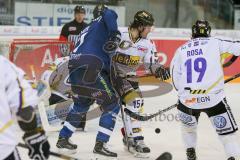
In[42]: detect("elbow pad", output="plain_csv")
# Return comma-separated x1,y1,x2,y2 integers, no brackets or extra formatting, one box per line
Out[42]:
17,106,38,132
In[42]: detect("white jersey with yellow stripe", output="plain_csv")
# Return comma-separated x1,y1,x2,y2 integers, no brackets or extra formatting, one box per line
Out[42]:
0,56,38,159
170,37,240,109
113,29,158,78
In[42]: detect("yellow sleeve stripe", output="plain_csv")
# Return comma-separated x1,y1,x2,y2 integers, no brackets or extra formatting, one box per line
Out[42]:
0,120,14,133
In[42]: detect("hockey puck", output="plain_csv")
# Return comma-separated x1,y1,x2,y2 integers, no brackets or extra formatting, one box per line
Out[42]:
155,128,161,134
156,152,172,160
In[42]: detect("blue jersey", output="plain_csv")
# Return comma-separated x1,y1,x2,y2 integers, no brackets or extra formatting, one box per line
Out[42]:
72,9,119,71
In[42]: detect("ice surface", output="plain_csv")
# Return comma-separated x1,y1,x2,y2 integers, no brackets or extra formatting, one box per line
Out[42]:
17,84,240,160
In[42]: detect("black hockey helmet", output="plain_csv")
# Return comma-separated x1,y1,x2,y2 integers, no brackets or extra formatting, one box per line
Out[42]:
192,20,211,38
134,10,154,26
74,5,86,14
93,4,108,19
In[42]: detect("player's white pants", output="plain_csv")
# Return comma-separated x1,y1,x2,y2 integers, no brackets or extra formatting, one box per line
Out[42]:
178,98,240,158
123,91,144,139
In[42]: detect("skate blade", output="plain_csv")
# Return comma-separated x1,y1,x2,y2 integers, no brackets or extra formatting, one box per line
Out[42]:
124,146,149,158
57,147,77,155
92,153,118,160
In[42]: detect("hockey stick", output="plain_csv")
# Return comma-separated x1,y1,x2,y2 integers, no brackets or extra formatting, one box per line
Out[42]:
124,104,177,121
120,105,131,151
38,101,62,132
224,72,240,83
125,73,240,121
18,143,79,160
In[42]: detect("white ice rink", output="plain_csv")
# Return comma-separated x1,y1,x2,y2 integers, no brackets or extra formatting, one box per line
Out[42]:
17,84,240,160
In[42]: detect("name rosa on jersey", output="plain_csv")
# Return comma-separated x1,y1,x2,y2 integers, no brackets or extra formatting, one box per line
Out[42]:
113,52,140,66
187,48,203,57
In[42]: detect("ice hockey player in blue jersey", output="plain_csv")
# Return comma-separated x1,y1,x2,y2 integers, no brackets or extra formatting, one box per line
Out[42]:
56,4,121,158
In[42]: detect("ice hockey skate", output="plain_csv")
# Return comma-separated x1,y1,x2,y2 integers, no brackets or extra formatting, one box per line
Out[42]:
123,137,150,158
93,141,118,160
56,136,77,154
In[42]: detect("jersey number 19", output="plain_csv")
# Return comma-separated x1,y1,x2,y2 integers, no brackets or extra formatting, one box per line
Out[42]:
185,57,207,83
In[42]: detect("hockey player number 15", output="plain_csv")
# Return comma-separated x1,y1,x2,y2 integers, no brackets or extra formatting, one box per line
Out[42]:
185,57,207,83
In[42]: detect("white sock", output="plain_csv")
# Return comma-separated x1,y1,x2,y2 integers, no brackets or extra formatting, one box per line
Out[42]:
219,133,240,158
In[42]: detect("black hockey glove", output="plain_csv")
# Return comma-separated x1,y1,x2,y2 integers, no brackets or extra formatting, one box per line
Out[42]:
23,129,50,160
103,31,121,54
155,66,171,81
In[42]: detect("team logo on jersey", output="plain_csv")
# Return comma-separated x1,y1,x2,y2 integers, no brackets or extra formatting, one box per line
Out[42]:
137,45,148,53
119,40,132,50
213,116,227,128
184,96,210,105
69,27,77,31
113,52,140,66
193,41,199,46
184,98,197,105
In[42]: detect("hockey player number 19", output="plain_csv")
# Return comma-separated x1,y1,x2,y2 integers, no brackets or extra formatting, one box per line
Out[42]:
185,57,207,83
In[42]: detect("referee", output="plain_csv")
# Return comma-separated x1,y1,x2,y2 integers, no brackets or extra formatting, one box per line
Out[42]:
59,5,88,49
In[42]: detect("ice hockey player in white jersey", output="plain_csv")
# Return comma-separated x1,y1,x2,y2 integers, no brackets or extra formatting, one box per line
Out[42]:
111,10,170,157
41,56,88,131
0,55,50,160
170,20,240,160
